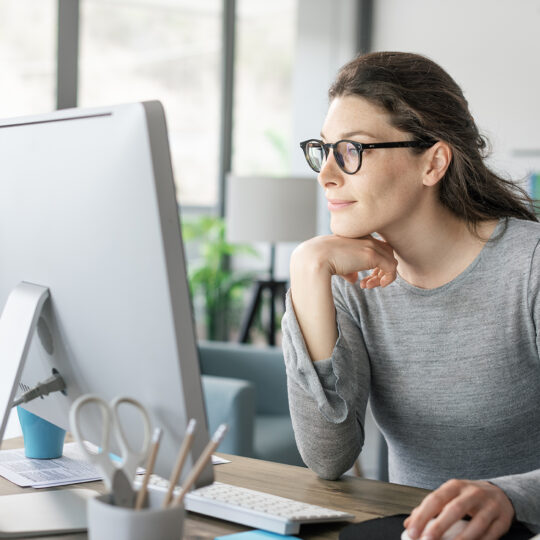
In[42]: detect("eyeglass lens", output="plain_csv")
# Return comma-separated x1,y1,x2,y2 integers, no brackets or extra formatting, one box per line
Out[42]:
305,141,324,171
305,141,361,174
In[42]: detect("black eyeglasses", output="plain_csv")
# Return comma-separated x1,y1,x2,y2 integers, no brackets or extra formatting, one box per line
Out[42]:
299,138,437,175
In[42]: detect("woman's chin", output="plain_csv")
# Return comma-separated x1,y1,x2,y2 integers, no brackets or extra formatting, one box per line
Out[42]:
330,222,375,239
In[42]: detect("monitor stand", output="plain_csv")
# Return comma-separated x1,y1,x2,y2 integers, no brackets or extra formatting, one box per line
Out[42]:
0,282,50,444
0,282,97,538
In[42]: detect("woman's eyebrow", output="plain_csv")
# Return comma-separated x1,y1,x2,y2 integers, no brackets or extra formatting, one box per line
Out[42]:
320,129,377,140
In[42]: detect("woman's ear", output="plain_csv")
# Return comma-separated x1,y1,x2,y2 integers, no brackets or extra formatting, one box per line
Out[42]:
423,142,452,187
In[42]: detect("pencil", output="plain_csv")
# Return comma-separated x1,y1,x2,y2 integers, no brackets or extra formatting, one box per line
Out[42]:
170,423,228,507
135,427,163,510
161,418,197,508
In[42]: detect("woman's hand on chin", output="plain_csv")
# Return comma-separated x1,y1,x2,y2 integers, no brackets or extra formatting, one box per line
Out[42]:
293,234,398,288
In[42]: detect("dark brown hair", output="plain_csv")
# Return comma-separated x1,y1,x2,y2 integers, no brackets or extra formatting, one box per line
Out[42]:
329,51,537,228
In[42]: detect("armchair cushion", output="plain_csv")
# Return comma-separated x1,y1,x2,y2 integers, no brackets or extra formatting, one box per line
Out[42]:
201,374,255,457
198,341,303,467
255,415,303,467
198,340,289,415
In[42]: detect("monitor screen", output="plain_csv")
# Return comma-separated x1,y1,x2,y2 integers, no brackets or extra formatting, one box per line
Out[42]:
0,101,213,487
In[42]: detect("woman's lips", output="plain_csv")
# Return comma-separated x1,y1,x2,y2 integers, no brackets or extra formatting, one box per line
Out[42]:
327,199,355,211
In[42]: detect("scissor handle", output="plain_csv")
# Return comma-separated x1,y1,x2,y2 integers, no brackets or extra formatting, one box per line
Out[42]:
69,394,116,490
110,396,152,481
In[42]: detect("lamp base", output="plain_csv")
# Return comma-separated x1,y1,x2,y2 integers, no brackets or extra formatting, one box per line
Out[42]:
238,279,287,346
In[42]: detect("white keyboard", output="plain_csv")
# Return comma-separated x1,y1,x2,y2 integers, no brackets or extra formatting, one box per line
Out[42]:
140,476,354,534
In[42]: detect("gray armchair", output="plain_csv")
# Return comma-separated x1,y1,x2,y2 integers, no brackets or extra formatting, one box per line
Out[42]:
199,341,304,467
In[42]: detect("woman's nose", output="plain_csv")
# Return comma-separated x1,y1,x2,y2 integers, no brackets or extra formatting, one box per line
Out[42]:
318,149,344,188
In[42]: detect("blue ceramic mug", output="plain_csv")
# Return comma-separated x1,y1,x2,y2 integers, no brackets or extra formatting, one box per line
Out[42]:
17,407,66,459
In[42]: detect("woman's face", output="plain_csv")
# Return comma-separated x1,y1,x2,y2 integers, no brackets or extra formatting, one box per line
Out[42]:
319,95,431,239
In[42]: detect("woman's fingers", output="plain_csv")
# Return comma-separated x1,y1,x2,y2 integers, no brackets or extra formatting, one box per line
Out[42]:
406,481,461,539
452,508,498,540
360,267,379,288
360,266,396,289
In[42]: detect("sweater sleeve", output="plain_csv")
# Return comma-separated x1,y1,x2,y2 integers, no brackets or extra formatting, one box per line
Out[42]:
489,472,540,533
488,238,540,533
281,276,371,479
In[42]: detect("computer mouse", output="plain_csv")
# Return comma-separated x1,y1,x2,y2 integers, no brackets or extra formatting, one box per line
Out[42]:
401,519,468,540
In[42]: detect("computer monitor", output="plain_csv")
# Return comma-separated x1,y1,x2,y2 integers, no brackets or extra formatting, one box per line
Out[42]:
0,101,213,487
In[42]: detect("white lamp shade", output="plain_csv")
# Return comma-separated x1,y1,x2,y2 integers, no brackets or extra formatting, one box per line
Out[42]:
225,175,318,243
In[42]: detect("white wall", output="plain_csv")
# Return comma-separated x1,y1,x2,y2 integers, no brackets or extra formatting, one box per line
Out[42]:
372,0,540,185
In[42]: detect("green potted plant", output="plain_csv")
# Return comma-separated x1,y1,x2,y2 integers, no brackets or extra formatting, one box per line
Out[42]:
182,215,259,341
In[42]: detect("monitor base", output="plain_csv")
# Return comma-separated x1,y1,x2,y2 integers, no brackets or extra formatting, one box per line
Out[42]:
0,488,97,538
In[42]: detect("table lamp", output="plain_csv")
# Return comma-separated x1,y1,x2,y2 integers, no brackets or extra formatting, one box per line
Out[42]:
225,175,318,345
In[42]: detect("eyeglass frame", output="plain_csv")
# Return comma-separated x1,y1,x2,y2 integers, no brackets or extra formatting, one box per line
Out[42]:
299,138,437,175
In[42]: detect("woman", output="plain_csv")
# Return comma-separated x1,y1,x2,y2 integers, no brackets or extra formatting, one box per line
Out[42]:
282,51,540,540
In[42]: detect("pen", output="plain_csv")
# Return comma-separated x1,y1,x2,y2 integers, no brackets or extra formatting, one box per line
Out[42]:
135,427,163,510
162,418,197,508
170,423,228,507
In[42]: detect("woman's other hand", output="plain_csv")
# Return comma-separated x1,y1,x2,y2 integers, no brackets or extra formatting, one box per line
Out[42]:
403,479,515,540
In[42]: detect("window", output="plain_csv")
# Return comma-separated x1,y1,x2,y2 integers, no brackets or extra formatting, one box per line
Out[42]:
233,0,297,176
0,1,56,118
79,0,222,207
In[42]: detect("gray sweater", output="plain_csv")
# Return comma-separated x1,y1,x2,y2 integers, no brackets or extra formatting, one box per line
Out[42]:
282,218,540,532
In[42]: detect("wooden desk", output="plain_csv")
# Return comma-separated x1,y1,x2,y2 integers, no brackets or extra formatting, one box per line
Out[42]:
0,437,429,540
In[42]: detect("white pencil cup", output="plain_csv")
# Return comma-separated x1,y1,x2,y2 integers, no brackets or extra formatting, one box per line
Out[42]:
87,491,184,540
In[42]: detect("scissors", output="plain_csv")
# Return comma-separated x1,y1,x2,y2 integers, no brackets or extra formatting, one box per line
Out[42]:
69,394,152,508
